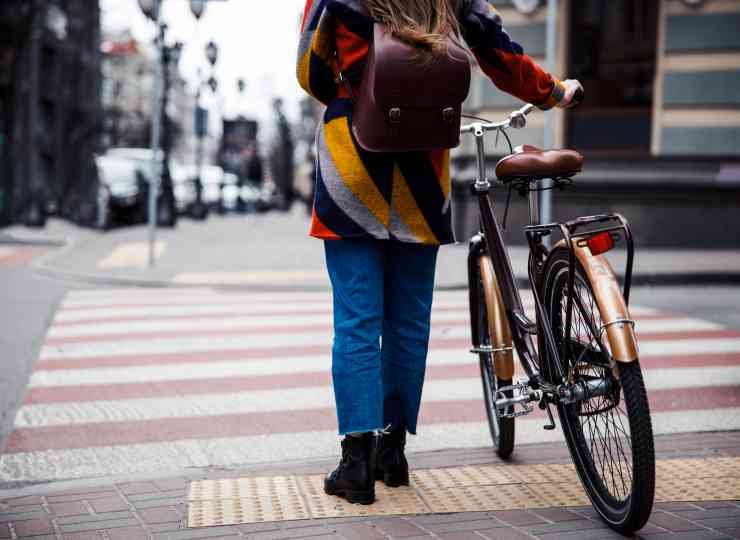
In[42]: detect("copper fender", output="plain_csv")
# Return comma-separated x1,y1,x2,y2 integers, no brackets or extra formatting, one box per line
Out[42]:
571,243,639,364
478,255,515,379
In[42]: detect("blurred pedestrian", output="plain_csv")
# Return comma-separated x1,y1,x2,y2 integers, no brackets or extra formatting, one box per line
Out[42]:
297,0,582,505
242,142,263,185
269,98,295,211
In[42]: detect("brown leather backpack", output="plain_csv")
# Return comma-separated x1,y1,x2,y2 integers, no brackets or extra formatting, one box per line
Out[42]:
343,23,471,153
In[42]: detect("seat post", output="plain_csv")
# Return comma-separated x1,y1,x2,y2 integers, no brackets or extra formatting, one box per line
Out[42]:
528,180,540,226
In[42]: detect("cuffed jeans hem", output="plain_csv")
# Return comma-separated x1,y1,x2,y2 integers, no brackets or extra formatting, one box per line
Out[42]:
337,425,385,437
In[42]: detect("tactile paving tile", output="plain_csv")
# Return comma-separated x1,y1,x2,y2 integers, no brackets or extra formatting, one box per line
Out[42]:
187,457,740,528
411,465,519,489
508,463,579,484
422,483,542,513
296,475,428,519
188,496,310,527
656,457,740,480
188,476,299,501
655,475,740,502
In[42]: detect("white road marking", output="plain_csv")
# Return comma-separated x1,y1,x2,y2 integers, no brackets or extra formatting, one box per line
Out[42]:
52,300,475,324
46,313,718,340
46,311,471,338
29,351,466,387
39,323,740,361
97,241,167,270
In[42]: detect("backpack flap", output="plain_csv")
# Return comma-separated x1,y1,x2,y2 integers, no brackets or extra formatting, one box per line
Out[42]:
372,24,471,108
352,23,472,153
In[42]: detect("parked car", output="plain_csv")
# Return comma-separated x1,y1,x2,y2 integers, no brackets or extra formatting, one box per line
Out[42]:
172,164,230,213
95,155,146,229
105,147,177,227
105,147,163,180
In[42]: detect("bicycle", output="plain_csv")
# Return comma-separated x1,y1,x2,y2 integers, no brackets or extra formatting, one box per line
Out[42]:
461,102,655,534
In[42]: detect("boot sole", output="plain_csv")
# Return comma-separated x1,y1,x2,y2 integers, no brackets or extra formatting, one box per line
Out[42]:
324,485,375,505
376,469,410,488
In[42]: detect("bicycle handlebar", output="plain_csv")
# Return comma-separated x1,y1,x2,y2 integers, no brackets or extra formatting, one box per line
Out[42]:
460,103,535,135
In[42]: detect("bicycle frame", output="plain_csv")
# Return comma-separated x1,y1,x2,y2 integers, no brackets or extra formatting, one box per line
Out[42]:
464,113,638,399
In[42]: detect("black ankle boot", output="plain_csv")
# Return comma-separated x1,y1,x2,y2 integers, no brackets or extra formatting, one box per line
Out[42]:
324,433,377,504
376,427,409,487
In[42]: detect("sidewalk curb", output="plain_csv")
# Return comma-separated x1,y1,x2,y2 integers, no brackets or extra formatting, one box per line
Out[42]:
31,259,740,291
0,232,67,247
29,233,740,290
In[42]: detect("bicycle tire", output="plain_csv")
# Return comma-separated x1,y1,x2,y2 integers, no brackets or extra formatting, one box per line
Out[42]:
474,264,515,459
541,247,655,534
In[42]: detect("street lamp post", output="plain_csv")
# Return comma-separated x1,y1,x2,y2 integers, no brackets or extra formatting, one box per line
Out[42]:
139,0,223,259
192,40,218,220
159,39,181,227
138,0,163,267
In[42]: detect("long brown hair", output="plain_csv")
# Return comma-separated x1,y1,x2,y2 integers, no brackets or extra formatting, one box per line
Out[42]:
364,0,462,55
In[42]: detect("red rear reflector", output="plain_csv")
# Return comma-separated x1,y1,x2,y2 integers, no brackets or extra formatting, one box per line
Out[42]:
587,232,614,255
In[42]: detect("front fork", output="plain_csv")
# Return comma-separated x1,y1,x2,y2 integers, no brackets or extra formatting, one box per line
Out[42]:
468,234,515,381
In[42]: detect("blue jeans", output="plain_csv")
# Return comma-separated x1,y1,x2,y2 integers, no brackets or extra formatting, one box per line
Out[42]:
324,239,439,436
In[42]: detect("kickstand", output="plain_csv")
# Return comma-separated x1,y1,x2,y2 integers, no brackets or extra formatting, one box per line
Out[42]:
539,396,556,431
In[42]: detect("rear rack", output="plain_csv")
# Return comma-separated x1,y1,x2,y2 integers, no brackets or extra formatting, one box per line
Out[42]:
524,213,635,305
522,213,636,384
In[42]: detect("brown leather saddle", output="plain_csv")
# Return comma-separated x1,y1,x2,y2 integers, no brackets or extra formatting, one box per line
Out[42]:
495,145,584,182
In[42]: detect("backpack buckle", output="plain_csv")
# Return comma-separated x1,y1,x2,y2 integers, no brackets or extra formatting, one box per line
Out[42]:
388,108,401,124
442,107,455,124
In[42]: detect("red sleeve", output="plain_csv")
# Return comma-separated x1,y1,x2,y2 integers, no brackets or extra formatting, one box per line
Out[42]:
460,0,565,109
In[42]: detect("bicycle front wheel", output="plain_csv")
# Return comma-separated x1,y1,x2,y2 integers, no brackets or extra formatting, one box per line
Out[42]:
541,248,655,534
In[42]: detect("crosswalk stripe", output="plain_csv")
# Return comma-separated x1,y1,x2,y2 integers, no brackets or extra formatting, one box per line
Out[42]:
52,296,660,325
37,328,740,363
15,366,740,428
29,336,740,388
43,315,722,346
57,289,501,308
51,300,480,324
60,287,469,303
21,354,740,405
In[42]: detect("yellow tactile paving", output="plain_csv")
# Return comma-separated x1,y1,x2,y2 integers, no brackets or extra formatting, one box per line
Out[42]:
187,457,740,528
297,475,429,519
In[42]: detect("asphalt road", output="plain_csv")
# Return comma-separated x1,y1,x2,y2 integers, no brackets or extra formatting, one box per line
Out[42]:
0,252,67,450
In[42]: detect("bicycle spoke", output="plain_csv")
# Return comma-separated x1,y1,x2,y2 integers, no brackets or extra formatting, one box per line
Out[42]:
556,274,633,502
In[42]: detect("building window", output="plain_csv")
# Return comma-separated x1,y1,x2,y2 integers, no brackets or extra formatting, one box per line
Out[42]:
567,0,659,155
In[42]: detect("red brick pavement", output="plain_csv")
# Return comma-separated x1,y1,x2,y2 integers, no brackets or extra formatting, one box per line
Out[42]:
1,432,740,539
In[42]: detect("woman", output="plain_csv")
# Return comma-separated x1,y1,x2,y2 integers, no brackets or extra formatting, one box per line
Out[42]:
297,0,581,505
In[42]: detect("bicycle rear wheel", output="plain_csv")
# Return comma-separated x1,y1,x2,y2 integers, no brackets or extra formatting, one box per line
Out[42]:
474,262,515,459
541,248,654,534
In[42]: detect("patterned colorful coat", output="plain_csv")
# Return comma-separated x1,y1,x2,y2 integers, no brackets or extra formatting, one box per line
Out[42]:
297,0,565,245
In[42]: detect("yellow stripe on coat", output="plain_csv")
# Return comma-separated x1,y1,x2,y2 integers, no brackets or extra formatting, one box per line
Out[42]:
297,50,311,94
392,165,438,244
324,117,390,228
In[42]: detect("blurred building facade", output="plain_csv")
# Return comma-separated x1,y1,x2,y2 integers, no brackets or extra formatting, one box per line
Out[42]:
0,0,102,227
100,30,152,150
456,0,740,247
